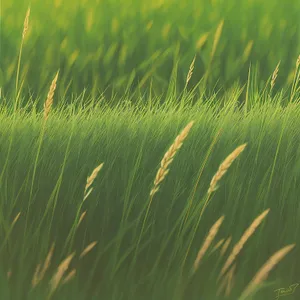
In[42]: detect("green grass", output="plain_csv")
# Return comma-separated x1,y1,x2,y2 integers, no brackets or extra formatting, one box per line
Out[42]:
1,0,300,104
0,88,300,299
1,0,300,299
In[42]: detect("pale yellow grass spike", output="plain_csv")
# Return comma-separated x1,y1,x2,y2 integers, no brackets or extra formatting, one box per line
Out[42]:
32,243,55,287
270,61,280,91
12,212,21,227
50,252,75,293
211,20,224,60
185,55,196,88
150,121,195,197
39,243,55,282
225,263,236,297
242,40,254,62
208,144,247,194
77,210,87,228
196,32,210,51
62,269,76,285
211,238,225,254
22,7,31,39
193,216,225,273
85,163,104,195
240,244,295,300
44,71,59,121
79,241,98,259
220,236,232,257
32,263,42,287
219,209,270,279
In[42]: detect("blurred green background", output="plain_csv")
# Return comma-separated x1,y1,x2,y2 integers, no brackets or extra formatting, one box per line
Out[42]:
1,0,300,102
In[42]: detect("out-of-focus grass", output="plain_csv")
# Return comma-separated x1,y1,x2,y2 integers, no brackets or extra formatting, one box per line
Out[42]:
1,0,300,102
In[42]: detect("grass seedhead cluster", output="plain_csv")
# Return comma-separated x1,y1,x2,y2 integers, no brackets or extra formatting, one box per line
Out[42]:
208,143,247,194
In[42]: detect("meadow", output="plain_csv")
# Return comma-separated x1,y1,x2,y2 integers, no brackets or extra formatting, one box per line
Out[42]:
0,0,300,299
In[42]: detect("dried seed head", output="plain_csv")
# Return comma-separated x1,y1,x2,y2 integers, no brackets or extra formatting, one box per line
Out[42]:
44,71,59,121
22,7,31,40
85,163,104,194
270,61,280,91
150,121,194,197
208,143,247,194
240,244,295,299
50,252,75,293
220,236,232,257
79,241,97,259
62,269,76,285
193,216,225,273
185,55,196,87
219,209,270,279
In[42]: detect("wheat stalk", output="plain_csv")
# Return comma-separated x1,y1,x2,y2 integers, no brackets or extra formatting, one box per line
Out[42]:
185,55,196,88
211,20,224,60
62,269,76,285
270,61,280,92
77,210,87,228
32,263,42,288
150,121,195,197
22,7,31,39
12,212,21,227
15,6,31,104
79,241,97,259
211,238,225,254
50,252,75,294
208,144,247,194
220,236,232,257
32,242,55,287
131,121,195,274
84,163,104,200
85,163,104,193
225,263,236,297
193,216,225,273
44,71,59,121
219,209,270,280
239,244,295,300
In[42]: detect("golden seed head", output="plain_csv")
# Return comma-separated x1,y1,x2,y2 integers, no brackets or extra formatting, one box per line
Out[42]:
208,143,247,194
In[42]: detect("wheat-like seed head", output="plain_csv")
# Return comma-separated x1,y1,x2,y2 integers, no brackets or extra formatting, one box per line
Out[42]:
208,143,247,194
22,7,31,40
150,121,194,197
220,236,232,257
62,269,76,285
12,212,21,227
225,263,236,297
50,252,75,293
219,209,270,279
79,241,98,259
32,263,41,287
85,163,104,193
185,55,196,87
211,238,225,254
39,243,55,281
44,71,59,121
77,210,87,228
32,243,55,288
240,244,295,299
193,216,225,273
271,61,280,91
211,20,224,60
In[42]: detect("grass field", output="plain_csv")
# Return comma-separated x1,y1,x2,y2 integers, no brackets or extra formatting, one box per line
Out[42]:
0,0,300,299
